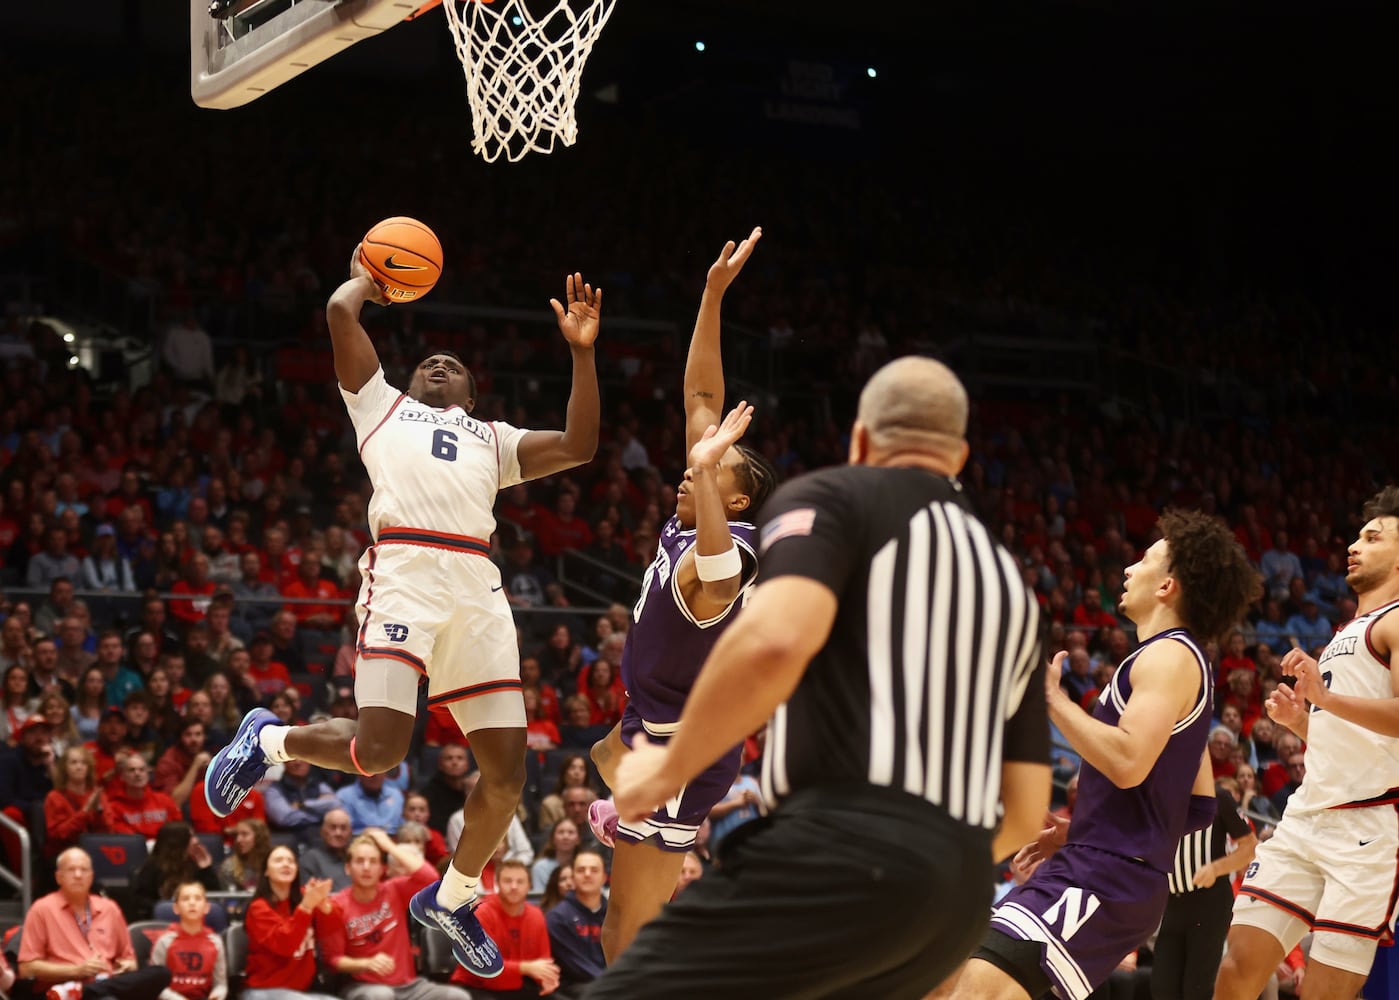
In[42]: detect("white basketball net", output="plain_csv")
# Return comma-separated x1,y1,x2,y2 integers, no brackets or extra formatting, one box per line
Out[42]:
443,0,618,163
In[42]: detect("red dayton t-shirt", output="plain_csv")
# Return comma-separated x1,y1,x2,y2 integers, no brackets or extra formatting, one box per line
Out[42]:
320,862,439,986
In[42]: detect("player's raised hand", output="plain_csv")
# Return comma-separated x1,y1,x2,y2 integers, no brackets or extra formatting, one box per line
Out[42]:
1266,681,1309,730
349,245,390,305
687,401,753,471
706,226,763,294
550,272,602,348
613,733,681,824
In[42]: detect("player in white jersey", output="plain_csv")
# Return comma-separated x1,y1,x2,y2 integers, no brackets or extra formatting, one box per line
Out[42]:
1214,485,1399,1000
205,247,601,979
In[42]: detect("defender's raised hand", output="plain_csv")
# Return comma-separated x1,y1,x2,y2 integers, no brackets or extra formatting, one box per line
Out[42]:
688,401,754,471
706,226,763,294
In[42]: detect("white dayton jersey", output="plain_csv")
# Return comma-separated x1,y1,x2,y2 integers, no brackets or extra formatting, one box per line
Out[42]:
341,367,528,542
1288,598,1399,814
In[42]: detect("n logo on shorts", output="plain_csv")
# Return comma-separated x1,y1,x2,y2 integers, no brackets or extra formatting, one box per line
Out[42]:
1044,887,1102,942
383,623,410,643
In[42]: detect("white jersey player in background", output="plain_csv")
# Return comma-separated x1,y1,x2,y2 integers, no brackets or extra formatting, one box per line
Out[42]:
205,247,601,979
1214,485,1399,1000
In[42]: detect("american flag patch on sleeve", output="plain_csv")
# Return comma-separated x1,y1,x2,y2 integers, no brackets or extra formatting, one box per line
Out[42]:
760,507,816,553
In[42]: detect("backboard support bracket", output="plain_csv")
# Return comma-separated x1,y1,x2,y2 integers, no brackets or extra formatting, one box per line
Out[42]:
191,0,420,109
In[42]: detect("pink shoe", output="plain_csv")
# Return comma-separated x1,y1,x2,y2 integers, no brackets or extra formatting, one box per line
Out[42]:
588,798,619,848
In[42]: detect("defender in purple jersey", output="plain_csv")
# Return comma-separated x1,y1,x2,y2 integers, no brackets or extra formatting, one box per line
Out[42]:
944,509,1259,1000
586,228,779,964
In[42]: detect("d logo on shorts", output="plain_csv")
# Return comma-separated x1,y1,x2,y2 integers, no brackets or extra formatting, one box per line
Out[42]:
383,623,410,643
1244,860,1260,881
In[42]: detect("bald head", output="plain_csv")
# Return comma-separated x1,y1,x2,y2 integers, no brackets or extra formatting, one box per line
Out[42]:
852,357,969,471
857,357,968,441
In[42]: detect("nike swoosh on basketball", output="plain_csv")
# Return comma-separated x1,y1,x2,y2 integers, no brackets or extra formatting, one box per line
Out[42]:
383,254,428,271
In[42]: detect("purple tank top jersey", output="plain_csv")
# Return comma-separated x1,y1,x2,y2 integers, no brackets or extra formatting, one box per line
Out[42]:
620,514,759,724
1067,628,1212,873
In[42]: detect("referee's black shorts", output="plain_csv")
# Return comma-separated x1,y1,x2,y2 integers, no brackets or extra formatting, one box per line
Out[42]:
586,783,994,1000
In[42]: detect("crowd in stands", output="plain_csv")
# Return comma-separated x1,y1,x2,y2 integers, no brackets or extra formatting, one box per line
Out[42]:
1,34,1396,1000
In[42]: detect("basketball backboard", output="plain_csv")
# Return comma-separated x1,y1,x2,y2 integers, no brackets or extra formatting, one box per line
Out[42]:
190,0,420,109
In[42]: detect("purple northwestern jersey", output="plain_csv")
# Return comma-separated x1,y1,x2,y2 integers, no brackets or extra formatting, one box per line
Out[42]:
620,514,760,724
1067,627,1212,873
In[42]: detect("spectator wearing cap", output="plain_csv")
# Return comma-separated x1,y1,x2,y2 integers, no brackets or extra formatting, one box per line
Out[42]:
85,706,135,788
93,629,143,708
101,753,181,838
80,524,136,594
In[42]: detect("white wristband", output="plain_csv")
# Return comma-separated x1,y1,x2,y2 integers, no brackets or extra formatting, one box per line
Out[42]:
694,546,742,582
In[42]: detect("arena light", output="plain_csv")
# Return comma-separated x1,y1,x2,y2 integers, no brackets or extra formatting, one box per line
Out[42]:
867,66,877,78
62,332,76,343
695,40,705,52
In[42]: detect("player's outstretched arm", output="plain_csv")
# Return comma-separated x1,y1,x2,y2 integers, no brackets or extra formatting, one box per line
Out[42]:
684,227,762,454
517,273,601,481
678,402,755,613
327,247,388,393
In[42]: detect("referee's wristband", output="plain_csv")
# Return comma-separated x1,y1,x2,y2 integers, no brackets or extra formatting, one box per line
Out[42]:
694,546,742,582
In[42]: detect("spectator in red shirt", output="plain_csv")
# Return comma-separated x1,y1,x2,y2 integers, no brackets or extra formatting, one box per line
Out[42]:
86,706,135,789
44,744,103,860
520,655,560,725
242,845,339,1000
280,541,344,631
170,553,217,627
257,525,297,589
321,829,474,1000
497,483,550,540
535,491,595,557
152,718,212,808
453,858,560,997
1218,629,1257,685
104,469,155,525
578,656,626,729
1070,586,1118,632
246,634,292,699
101,754,182,838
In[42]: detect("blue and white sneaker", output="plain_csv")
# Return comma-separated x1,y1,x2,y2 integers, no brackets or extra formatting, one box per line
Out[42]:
203,708,278,818
409,880,503,978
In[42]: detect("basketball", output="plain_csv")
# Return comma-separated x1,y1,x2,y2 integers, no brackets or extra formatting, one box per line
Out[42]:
359,216,443,302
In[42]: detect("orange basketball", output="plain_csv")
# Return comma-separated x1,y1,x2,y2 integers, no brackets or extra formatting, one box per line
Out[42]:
359,217,443,302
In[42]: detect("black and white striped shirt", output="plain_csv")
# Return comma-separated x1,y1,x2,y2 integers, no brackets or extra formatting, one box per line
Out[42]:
1168,787,1253,894
755,465,1047,830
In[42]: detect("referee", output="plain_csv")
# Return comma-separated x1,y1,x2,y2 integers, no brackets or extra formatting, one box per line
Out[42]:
589,356,1052,999
1151,785,1257,1000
